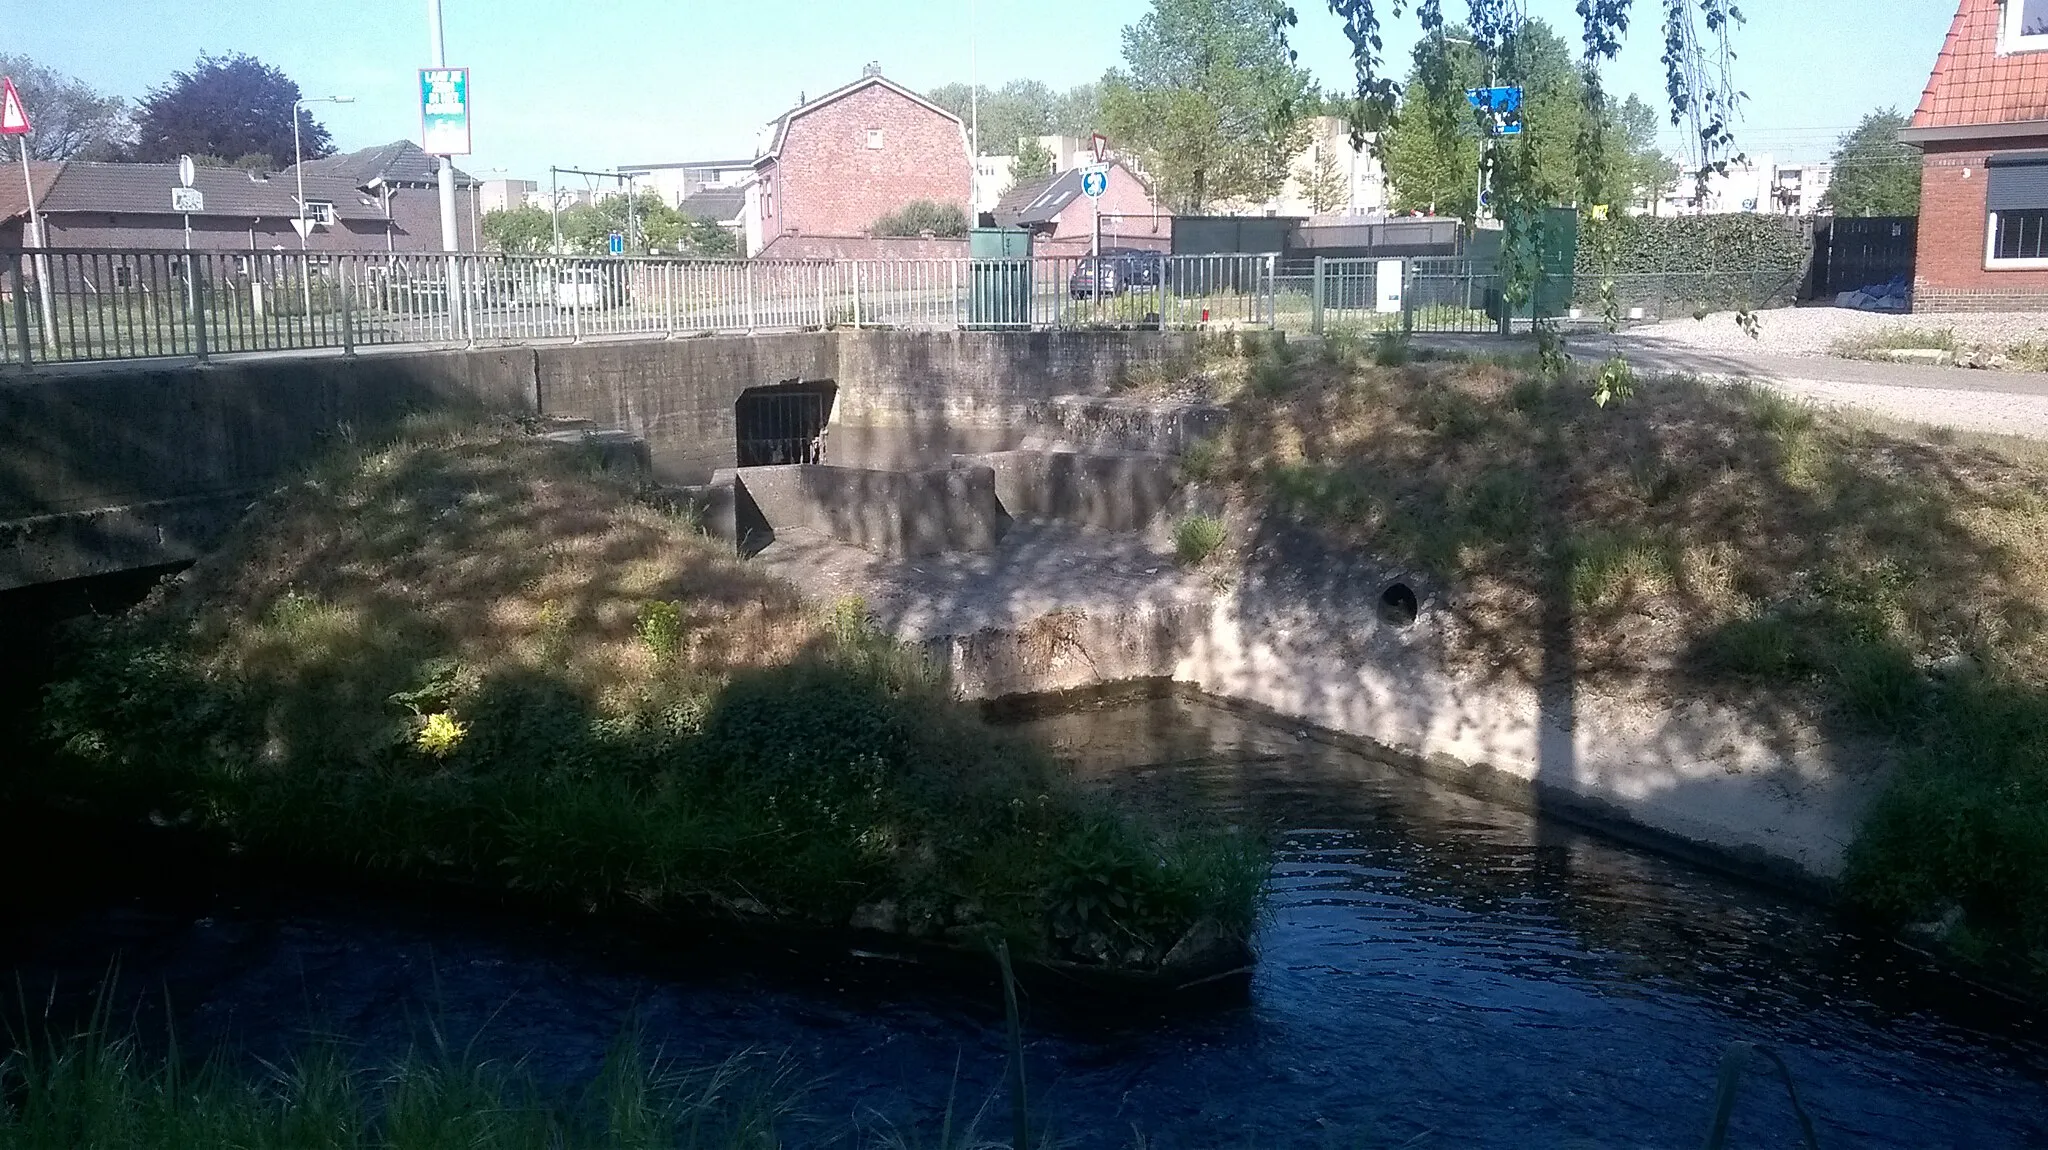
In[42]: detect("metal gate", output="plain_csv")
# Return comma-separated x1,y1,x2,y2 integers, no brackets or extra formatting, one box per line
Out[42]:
735,382,835,467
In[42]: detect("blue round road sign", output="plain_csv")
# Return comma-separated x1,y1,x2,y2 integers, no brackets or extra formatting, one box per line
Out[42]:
1081,168,1109,199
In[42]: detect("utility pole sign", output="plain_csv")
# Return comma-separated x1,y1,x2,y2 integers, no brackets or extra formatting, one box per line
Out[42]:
420,67,471,156
0,78,29,137
4,75,57,350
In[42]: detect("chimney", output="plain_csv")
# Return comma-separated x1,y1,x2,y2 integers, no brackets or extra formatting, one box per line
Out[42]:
862,61,883,78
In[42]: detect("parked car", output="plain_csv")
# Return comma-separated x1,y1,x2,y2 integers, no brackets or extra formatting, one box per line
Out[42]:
1068,248,1165,297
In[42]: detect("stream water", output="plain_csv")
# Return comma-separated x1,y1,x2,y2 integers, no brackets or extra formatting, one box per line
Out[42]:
2,644,2044,1146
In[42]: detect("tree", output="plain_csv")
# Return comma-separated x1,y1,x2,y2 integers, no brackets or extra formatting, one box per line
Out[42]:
1009,138,1057,191
133,53,331,171
1298,143,1347,213
0,55,132,160
1603,94,1680,212
482,205,554,254
1101,0,1316,213
871,200,970,237
926,79,1100,155
1823,109,1921,218
1053,84,1102,136
1381,20,1646,219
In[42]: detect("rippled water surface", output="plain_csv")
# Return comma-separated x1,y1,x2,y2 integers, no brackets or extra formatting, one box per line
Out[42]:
5,691,2044,1148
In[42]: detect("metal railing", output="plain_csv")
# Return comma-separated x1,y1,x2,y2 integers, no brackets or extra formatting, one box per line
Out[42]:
1281,255,1809,338
0,248,1280,368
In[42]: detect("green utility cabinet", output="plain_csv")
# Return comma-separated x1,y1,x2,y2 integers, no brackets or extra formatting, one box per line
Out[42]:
1473,206,1578,322
968,227,1034,327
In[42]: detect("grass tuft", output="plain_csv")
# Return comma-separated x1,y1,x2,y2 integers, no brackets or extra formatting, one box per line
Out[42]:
1172,514,1227,566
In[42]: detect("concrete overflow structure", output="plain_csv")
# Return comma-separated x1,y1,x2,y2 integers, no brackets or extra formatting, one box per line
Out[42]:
0,330,1882,897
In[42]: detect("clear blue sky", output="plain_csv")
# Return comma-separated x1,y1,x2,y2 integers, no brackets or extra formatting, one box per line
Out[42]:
4,0,1955,183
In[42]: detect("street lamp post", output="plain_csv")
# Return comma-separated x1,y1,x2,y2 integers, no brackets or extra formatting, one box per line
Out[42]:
292,94,356,317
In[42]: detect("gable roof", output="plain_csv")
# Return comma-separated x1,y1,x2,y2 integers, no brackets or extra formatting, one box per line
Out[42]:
0,161,63,224
679,186,746,223
994,169,1083,227
1906,0,2048,140
291,141,477,189
993,161,1147,228
756,74,965,164
39,162,386,221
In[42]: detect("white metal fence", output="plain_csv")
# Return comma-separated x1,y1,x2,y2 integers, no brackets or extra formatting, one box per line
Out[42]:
0,249,1281,368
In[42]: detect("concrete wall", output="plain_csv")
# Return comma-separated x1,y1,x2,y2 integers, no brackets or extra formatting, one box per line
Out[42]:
0,349,536,588
534,334,838,484
831,329,1202,468
0,329,1195,588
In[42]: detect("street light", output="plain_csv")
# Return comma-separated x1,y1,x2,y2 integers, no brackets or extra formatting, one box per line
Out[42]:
292,95,356,322
293,96,358,249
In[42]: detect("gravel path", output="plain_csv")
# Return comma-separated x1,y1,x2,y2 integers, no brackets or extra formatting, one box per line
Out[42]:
1624,307,2048,358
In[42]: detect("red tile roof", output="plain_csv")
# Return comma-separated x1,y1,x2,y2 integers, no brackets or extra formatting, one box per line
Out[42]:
0,161,63,225
1913,0,2048,131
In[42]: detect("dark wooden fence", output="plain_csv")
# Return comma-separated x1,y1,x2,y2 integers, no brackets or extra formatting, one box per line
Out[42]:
1807,216,1917,299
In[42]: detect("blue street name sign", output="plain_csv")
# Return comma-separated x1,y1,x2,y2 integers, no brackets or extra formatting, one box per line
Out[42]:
1466,86,1525,136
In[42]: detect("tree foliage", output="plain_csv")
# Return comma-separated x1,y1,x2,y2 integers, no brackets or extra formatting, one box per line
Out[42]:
1822,109,1921,218
133,53,331,171
1006,138,1058,197
482,205,555,255
1380,21,1675,219
926,79,1102,155
0,55,132,160
871,199,970,237
1101,0,1316,213
486,193,738,257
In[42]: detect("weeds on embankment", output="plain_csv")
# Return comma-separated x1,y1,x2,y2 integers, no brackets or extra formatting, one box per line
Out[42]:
34,426,1263,973
1186,335,2048,977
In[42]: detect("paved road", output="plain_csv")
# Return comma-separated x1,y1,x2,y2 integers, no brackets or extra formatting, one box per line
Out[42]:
1420,333,2048,440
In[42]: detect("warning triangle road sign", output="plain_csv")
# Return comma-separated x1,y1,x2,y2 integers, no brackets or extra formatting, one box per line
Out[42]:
0,77,31,136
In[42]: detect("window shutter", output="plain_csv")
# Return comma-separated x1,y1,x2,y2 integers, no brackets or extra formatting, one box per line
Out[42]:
1987,153,2048,212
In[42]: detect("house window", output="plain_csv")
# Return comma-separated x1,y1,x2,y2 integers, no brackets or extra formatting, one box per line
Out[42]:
112,264,134,289
303,201,336,225
2005,0,2048,52
865,128,884,149
1994,210,2048,261
1986,154,2048,266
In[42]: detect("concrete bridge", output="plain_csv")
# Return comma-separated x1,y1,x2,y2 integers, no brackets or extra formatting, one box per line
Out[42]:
0,329,1211,591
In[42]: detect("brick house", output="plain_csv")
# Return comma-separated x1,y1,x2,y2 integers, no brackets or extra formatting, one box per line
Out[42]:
745,71,972,257
992,160,1168,255
286,141,483,251
1902,0,2048,311
5,142,480,256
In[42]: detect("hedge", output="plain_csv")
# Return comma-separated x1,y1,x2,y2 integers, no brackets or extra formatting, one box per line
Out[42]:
1572,213,1813,314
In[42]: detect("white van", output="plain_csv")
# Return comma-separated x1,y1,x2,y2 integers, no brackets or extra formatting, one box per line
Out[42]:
553,268,618,309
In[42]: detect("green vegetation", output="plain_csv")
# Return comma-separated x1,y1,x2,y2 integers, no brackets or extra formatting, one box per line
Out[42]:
1832,325,2048,373
0,998,798,1150
1822,109,1923,218
870,200,970,239
1185,340,2048,976
925,79,1102,156
484,193,738,258
1380,21,1676,219
1099,0,1315,213
1172,513,1227,565
1831,326,1959,358
35,428,1262,973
